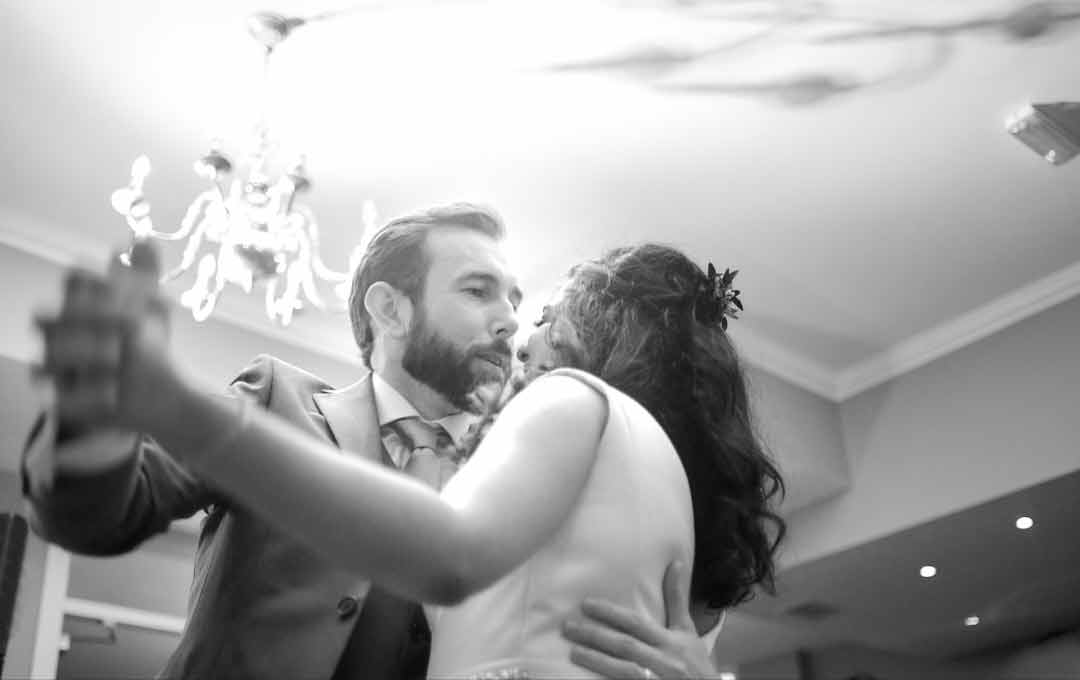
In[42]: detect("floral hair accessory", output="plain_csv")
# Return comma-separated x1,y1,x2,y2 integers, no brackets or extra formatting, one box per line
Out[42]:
694,262,743,330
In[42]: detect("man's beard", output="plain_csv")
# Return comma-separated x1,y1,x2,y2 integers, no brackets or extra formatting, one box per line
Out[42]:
402,309,512,413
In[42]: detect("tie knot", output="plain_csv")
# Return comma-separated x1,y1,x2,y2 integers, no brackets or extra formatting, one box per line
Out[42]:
389,417,454,455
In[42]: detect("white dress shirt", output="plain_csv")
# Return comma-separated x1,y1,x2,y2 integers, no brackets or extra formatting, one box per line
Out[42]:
369,372,475,467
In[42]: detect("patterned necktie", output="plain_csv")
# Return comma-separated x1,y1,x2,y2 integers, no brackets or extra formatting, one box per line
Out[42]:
384,417,461,490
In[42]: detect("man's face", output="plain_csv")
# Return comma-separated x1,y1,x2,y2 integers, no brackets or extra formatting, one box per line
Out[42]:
401,227,521,412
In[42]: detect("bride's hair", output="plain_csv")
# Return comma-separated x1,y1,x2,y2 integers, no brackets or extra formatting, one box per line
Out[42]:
550,243,785,609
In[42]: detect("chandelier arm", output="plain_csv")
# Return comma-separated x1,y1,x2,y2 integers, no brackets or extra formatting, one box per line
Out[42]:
298,206,352,281
191,288,220,322
264,279,281,322
131,190,222,243
163,216,214,282
182,254,220,322
126,214,154,239
207,242,234,304
283,265,305,324
295,234,328,310
300,266,328,310
265,264,305,326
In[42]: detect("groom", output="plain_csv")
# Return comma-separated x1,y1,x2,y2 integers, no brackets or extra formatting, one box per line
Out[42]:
24,203,719,678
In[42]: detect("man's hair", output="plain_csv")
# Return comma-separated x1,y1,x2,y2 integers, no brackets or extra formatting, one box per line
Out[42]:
551,243,786,609
348,203,506,366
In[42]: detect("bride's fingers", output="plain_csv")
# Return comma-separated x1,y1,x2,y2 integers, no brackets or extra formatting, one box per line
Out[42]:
568,638,678,680
568,644,643,679
51,375,119,425
563,615,676,677
62,268,114,315
36,315,126,373
579,598,667,647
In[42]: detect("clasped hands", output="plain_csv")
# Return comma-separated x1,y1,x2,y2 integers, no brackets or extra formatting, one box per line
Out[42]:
34,242,177,436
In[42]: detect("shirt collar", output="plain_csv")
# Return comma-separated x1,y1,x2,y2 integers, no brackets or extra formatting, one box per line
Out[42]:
370,372,477,462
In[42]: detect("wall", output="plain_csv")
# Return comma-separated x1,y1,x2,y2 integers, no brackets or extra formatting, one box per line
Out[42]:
782,294,1080,568
749,367,849,515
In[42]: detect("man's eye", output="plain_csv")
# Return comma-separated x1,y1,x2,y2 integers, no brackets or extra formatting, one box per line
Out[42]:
464,287,487,298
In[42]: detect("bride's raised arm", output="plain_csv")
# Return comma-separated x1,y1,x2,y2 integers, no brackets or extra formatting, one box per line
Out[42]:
151,370,607,605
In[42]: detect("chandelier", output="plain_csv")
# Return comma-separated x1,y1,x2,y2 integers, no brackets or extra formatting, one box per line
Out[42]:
109,10,373,326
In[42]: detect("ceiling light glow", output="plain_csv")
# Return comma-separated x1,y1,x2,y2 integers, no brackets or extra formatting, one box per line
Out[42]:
965,616,980,627
1015,516,1034,530
919,565,937,578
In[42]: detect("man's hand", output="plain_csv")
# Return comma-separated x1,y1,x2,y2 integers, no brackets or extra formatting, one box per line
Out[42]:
563,561,720,679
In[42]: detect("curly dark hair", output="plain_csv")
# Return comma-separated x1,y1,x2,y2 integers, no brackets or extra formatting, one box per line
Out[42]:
548,243,786,609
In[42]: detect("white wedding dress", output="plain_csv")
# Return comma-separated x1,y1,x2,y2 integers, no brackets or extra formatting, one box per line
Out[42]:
425,369,695,678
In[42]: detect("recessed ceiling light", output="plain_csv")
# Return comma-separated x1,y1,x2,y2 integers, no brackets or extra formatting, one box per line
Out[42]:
719,674,737,680
965,616,980,627
1016,516,1034,530
919,565,937,578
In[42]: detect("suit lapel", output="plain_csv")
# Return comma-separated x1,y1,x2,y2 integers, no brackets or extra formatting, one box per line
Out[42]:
312,373,387,465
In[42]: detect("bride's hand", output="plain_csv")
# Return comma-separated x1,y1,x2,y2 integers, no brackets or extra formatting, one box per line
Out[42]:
35,242,180,434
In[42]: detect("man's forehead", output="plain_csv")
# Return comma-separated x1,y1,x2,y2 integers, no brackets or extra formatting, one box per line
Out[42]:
425,228,519,288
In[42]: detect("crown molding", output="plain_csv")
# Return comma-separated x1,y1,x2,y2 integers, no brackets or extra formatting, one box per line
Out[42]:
834,259,1080,401
731,326,841,401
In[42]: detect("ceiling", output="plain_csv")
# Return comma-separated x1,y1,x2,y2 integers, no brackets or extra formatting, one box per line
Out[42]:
714,467,1080,667
2,0,1079,401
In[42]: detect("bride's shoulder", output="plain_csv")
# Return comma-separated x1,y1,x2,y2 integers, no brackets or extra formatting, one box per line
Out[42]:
541,367,609,396
509,370,609,428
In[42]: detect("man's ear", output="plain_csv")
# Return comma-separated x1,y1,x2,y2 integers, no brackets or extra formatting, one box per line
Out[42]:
364,282,414,339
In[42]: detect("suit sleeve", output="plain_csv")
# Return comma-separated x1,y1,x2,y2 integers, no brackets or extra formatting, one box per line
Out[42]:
21,354,276,555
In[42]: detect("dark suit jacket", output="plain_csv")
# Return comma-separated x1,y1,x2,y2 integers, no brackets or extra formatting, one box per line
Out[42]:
23,354,427,680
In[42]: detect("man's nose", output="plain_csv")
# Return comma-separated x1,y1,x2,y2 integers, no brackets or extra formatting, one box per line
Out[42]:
492,304,519,340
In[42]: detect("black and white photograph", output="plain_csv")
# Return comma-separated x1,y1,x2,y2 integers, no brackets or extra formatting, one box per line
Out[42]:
0,1,1079,678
